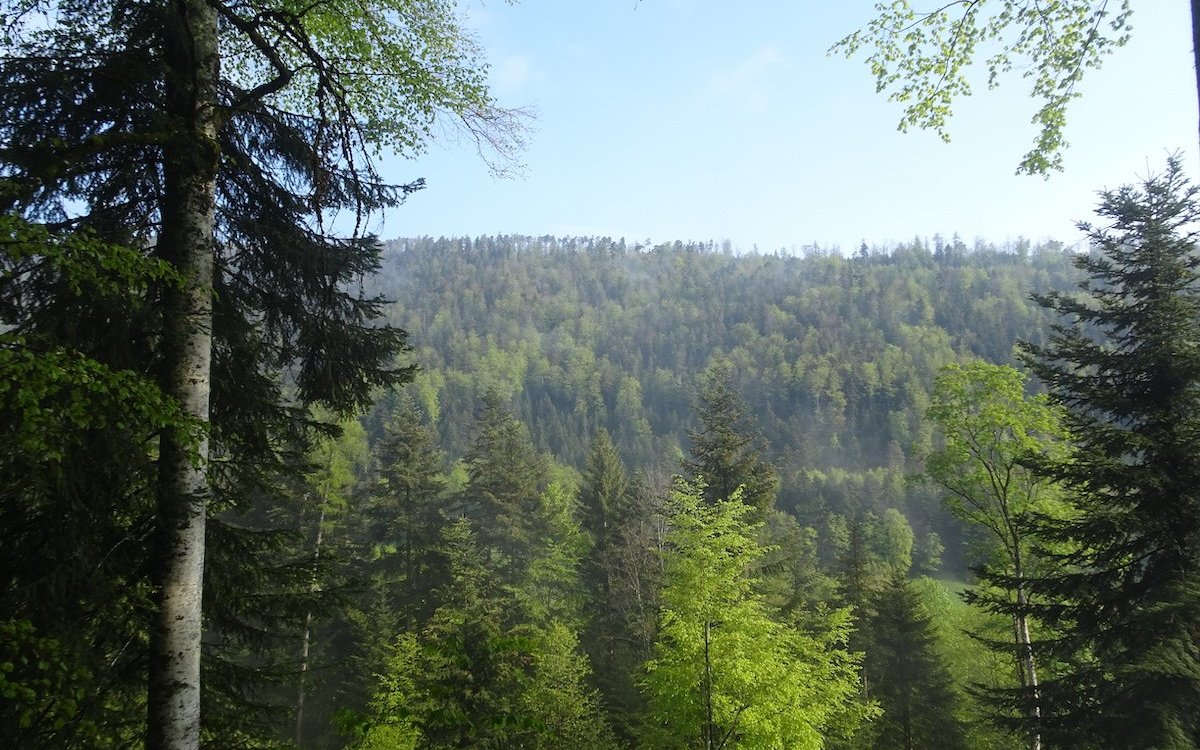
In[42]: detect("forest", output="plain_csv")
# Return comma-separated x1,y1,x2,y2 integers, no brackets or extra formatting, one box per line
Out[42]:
4,1,1200,750
8,207,1200,749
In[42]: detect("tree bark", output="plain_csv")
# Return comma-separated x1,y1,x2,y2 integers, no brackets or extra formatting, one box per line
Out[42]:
1013,552,1041,750
295,501,327,749
148,2,220,749
1192,0,1200,152
703,619,714,750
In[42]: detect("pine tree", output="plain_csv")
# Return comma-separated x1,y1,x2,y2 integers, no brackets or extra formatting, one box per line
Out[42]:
683,362,780,516
1019,157,1200,748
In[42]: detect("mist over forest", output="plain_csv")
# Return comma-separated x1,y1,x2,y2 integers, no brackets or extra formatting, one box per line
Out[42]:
5,1,1200,749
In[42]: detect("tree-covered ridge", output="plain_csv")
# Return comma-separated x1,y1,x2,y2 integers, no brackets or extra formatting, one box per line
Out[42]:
367,235,1079,531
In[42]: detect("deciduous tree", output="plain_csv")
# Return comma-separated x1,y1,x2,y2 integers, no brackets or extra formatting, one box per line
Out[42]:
926,360,1068,748
834,1,1137,174
641,479,866,750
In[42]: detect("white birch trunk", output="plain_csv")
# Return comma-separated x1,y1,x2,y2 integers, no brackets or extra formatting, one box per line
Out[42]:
1015,583,1042,750
148,1,220,748
295,501,327,749
1011,544,1041,750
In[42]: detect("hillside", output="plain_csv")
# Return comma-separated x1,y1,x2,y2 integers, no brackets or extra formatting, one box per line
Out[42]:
365,234,1080,564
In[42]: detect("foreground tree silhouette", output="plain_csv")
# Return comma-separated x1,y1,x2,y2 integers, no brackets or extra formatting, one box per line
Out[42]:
1020,157,1200,748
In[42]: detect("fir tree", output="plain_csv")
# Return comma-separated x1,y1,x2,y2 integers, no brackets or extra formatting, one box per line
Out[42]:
1020,158,1200,748
460,392,548,583
862,574,969,750
683,362,780,516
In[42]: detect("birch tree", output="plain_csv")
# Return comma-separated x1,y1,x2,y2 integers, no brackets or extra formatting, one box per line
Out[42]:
926,360,1068,749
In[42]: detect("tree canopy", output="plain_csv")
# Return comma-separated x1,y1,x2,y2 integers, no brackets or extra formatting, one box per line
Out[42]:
834,1,1135,174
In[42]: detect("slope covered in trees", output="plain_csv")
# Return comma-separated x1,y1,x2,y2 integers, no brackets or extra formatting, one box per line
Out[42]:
366,235,1079,566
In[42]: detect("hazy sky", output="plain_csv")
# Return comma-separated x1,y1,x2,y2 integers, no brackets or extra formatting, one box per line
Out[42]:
371,1,1198,253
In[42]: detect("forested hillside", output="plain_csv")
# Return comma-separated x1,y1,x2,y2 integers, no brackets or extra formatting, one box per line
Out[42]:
237,233,1097,750
7,1,1199,749
366,235,1079,560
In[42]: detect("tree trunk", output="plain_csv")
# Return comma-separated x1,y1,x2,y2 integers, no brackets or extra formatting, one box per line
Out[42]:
703,619,714,750
148,2,220,749
1013,560,1041,750
1192,0,1200,151
295,501,327,749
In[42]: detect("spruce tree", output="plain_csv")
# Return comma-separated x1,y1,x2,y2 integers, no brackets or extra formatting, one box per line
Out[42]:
683,361,779,516
1019,157,1200,748
862,574,969,750
460,393,548,583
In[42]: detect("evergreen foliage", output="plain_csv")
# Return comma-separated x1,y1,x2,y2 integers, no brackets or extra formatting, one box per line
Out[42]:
683,361,780,516
0,0,513,744
365,397,449,630
858,574,969,750
1019,158,1200,748
460,393,550,583
5,1,1153,748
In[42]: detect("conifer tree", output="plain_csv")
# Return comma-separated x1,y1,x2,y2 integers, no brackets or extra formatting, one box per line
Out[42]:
578,428,630,711
1020,158,1200,748
366,396,448,630
350,517,615,750
580,427,628,553
860,574,969,750
590,467,669,741
460,392,548,583
683,362,780,516
1,2,518,746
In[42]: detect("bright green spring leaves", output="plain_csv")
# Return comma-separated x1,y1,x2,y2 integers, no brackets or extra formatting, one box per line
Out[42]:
641,480,869,750
833,1,1132,174
926,360,1069,553
0,214,193,460
224,0,523,166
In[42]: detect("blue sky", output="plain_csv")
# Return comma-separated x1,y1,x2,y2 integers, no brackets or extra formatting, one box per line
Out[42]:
371,1,1198,253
